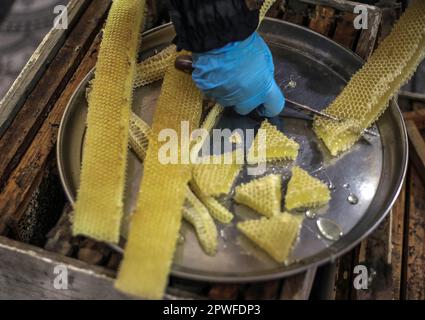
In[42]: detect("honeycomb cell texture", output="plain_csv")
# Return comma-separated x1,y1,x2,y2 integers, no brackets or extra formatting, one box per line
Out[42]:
192,149,244,197
285,166,331,211
73,0,145,243
134,45,177,88
128,112,152,160
237,213,302,263
247,119,299,165
234,174,282,218
115,52,203,299
314,0,425,155
184,186,218,256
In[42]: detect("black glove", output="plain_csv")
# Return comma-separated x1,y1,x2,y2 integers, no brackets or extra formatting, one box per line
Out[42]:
167,0,259,53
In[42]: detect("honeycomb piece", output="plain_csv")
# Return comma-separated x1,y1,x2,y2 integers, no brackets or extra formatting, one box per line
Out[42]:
190,104,224,162
134,45,177,88
192,149,244,197
234,174,281,218
314,0,425,155
285,167,330,211
115,53,203,299
191,182,234,224
237,213,302,263
260,0,277,22
73,0,145,243
247,120,299,164
184,187,218,256
128,112,152,160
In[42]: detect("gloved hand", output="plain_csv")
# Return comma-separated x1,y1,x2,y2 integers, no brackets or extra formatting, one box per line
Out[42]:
191,32,285,117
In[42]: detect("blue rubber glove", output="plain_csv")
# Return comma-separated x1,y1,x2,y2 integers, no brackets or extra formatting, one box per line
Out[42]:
192,32,285,117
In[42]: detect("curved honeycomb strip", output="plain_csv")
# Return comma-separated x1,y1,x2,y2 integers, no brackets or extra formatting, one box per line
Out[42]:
134,45,177,88
73,0,145,243
192,149,244,197
285,167,330,211
128,112,152,160
184,187,218,256
191,183,234,224
234,174,281,218
237,213,302,263
314,0,425,155
260,0,277,22
190,104,224,163
247,120,299,165
116,53,203,299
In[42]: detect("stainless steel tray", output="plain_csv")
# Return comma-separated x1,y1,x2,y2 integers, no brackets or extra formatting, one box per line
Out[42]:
57,19,408,282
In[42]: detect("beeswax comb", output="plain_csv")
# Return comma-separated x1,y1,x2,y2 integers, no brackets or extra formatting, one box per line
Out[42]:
73,0,145,243
247,119,299,165
234,174,282,218
238,213,302,263
314,0,425,155
285,166,330,211
115,52,202,299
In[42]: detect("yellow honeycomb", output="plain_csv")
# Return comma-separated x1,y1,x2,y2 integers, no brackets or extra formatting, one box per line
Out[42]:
134,45,177,88
260,0,277,22
115,52,203,299
128,112,152,160
237,213,302,263
247,120,299,165
192,149,244,197
191,183,234,224
184,187,218,256
73,0,145,243
285,166,330,211
234,174,282,218
314,0,425,155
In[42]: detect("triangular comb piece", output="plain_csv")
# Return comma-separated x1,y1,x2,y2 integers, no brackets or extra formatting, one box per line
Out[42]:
237,213,302,263
234,174,281,218
247,120,299,165
192,149,244,197
285,166,331,211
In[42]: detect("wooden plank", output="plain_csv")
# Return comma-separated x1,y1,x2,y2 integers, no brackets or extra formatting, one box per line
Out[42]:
0,0,111,192
403,109,425,130
282,0,309,25
0,0,91,137
308,5,336,36
404,167,425,299
0,2,108,235
333,12,357,49
300,0,377,13
406,120,425,187
280,267,316,300
0,236,132,299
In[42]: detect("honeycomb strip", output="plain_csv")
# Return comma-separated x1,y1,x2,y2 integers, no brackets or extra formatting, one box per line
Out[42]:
285,166,330,211
134,45,177,88
192,149,244,197
247,119,299,165
191,182,234,224
314,0,425,155
184,186,218,256
190,104,224,163
128,112,152,160
72,0,145,243
260,0,277,22
115,53,203,299
237,213,302,263
234,174,281,218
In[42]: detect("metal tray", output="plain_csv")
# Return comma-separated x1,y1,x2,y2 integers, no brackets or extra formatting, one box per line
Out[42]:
57,19,408,283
